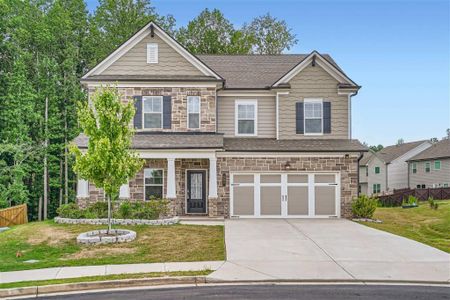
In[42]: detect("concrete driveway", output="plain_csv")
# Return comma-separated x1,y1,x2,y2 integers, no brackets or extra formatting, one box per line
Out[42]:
208,219,450,283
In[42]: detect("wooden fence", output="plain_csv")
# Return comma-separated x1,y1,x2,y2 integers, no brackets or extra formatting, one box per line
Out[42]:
0,204,28,227
378,187,450,206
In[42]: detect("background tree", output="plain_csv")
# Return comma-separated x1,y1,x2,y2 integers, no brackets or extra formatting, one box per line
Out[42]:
176,8,253,54
70,87,143,232
243,13,298,54
369,144,384,152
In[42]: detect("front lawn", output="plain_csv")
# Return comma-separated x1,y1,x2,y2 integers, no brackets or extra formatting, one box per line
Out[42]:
359,200,450,253
0,221,225,272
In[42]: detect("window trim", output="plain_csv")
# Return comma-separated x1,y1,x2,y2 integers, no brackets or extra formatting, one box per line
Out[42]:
187,96,201,129
144,168,164,200
142,96,163,129
411,162,417,174
434,160,441,170
235,99,258,137
147,43,158,64
303,98,323,136
372,183,381,194
425,161,431,173
374,166,380,174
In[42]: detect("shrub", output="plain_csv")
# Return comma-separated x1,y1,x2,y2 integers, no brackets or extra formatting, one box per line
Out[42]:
116,201,133,219
402,195,418,206
352,195,378,219
132,200,170,220
428,197,439,210
86,201,109,218
56,203,84,219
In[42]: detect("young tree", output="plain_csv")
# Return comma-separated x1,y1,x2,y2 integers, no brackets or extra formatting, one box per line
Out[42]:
243,13,298,54
70,87,143,233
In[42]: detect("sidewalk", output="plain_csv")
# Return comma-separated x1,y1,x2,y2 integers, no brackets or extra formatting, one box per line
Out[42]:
0,261,224,284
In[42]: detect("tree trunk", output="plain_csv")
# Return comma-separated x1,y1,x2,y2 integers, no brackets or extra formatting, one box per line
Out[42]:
59,159,63,207
43,96,48,220
64,111,68,204
38,196,42,221
107,194,112,234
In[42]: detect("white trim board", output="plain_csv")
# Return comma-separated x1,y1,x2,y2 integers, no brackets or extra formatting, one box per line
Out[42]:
82,22,222,80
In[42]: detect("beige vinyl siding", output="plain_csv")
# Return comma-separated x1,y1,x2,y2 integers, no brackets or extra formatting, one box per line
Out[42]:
217,96,276,138
102,33,204,76
278,64,348,139
409,158,450,188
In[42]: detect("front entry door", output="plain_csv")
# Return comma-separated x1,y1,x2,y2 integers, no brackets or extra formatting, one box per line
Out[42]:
187,170,206,213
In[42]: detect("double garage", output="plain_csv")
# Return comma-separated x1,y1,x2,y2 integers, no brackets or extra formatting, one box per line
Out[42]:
230,172,341,218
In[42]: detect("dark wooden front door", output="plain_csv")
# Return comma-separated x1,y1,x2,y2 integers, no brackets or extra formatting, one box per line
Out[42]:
187,170,206,213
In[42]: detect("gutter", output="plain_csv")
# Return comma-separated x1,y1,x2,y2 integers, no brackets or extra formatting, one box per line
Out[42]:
357,151,364,197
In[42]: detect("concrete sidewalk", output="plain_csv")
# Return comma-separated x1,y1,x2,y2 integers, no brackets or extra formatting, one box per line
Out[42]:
0,261,224,284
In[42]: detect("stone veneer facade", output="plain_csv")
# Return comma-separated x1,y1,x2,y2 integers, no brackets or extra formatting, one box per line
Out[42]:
88,87,216,132
78,155,357,218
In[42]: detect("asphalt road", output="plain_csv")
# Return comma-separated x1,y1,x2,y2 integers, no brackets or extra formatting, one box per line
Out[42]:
36,284,450,300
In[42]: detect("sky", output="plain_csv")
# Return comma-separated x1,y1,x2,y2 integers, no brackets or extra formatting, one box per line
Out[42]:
85,0,450,146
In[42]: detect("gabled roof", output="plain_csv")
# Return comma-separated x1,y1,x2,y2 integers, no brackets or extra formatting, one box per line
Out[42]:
408,139,450,161
360,151,375,165
82,22,223,81
376,140,430,163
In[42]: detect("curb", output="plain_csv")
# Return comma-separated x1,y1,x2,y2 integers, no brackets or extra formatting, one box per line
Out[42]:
1,277,449,298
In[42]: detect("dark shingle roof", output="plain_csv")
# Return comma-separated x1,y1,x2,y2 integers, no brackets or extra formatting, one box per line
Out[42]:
360,151,374,165
376,140,429,163
197,54,339,89
223,138,367,152
74,133,224,149
408,139,450,161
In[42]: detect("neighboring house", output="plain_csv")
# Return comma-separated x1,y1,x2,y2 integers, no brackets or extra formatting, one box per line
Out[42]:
407,139,450,189
359,140,432,195
74,22,367,219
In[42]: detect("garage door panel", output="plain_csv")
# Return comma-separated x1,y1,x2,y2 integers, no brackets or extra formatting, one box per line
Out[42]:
315,186,336,215
287,186,308,215
315,174,336,183
233,187,254,215
288,174,308,183
234,175,254,184
260,186,281,215
260,174,281,183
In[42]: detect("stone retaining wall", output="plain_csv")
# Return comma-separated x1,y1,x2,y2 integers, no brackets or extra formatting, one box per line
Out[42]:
54,216,179,226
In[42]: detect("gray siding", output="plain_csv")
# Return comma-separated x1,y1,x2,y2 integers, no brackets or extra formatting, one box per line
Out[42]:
217,96,276,138
278,64,349,139
102,33,204,76
366,156,387,195
409,158,450,188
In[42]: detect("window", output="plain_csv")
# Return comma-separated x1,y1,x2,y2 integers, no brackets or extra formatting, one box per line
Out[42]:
372,183,381,194
235,100,257,136
365,166,368,177
425,162,431,173
304,99,323,134
411,163,417,174
434,160,441,170
144,169,164,200
374,166,380,174
416,184,421,188
417,184,426,189
187,96,200,129
143,96,162,129
444,183,448,187
147,43,158,63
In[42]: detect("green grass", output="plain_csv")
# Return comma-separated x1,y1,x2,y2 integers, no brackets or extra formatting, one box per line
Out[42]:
0,221,225,272
358,200,450,253
0,270,212,289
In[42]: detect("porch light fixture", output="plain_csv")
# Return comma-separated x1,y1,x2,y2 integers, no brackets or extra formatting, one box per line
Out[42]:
284,161,291,170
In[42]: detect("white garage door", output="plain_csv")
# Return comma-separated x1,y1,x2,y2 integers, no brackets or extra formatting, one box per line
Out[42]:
231,173,340,218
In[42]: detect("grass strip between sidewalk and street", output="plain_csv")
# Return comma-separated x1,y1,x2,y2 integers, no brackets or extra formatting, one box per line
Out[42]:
0,270,212,289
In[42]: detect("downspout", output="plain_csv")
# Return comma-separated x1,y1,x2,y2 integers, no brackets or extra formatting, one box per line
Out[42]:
357,151,364,197
348,90,358,139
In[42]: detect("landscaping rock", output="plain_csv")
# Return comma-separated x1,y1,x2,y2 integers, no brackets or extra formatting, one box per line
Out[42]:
352,218,383,223
77,229,137,245
54,216,179,226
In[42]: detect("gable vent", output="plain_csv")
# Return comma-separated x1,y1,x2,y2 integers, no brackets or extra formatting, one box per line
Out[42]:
147,43,158,64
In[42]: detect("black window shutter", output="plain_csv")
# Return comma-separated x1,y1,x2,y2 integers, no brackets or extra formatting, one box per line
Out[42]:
323,101,331,134
163,96,172,129
296,102,304,134
133,96,142,129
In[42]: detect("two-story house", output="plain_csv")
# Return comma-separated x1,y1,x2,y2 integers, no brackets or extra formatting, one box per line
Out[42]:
74,22,367,218
407,139,450,189
359,140,432,195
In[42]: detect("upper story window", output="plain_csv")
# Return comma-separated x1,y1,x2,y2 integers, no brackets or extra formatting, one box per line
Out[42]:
304,99,323,135
374,166,380,174
187,96,200,129
434,160,441,170
425,162,431,173
411,162,417,174
235,100,257,136
144,168,164,200
147,43,158,64
143,96,162,129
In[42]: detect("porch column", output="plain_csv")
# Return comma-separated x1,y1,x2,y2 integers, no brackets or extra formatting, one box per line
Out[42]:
208,157,218,198
76,179,89,198
166,158,176,199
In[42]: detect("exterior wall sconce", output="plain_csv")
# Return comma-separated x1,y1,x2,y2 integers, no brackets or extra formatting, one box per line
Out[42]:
284,161,291,170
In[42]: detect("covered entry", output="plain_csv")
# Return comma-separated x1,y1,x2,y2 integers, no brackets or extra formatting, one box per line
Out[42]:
230,172,340,218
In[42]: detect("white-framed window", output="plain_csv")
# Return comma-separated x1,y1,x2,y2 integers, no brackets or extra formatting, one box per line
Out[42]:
425,162,431,173
143,96,163,129
304,99,323,135
411,162,417,174
144,168,164,200
434,160,441,170
372,183,381,194
187,96,200,129
147,43,158,63
235,100,257,136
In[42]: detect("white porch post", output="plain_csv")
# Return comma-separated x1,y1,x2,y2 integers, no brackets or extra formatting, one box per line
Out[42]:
166,158,176,199
208,157,218,198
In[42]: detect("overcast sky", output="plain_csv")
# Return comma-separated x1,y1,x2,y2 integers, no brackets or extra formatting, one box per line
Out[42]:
85,0,450,146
